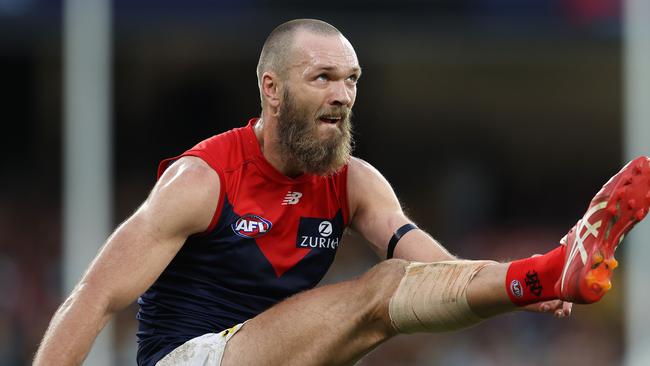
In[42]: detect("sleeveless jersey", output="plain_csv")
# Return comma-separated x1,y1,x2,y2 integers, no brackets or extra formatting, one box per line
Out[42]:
136,119,350,366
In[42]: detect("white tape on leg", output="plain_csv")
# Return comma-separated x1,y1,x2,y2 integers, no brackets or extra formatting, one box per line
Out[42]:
389,260,495,333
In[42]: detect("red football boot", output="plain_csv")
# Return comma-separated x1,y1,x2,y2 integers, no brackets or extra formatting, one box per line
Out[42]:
556,156,650,304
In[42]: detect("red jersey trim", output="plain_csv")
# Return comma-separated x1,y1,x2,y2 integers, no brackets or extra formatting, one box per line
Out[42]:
157,151,225,235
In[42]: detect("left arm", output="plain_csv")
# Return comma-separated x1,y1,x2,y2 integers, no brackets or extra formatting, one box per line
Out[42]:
347,157,453,262
346,157,572,317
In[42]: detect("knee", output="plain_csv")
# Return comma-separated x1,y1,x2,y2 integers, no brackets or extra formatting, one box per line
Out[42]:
361,259,409,291
356,259,409,332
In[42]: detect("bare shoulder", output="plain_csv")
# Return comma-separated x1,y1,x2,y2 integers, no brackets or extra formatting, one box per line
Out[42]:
348,156,390,187
158,156,218,186
144,155,221,235
347,157,401,225
348,156,395,197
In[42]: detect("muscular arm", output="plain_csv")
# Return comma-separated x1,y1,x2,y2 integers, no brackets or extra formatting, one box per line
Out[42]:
348,157,573,317
33,156,220,366
347,157,454,262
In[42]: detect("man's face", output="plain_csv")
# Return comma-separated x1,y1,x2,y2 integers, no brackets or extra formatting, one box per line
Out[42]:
276,31,361,176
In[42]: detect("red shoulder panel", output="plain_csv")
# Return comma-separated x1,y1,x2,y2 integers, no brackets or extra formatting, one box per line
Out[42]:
156,126,247,234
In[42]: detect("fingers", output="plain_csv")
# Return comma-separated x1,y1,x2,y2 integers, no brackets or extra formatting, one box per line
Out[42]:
561,301,573,318
536,300,573,318
548,301,572,318
540,299,561,313
523,299,574,319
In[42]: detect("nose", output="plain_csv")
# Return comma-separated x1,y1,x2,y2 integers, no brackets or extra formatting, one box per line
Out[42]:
328,80,353,106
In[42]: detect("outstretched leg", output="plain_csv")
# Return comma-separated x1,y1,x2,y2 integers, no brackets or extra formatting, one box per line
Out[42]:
221,156,650,366
221,259,408,366
221,259,517,366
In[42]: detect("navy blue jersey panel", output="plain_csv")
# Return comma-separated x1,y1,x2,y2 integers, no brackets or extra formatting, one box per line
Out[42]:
136,196,344,365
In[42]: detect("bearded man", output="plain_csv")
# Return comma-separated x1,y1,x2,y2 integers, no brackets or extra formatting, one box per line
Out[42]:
34,19,650,366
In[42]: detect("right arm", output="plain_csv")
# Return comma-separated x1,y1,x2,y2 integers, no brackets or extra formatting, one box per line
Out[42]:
33,156,220,366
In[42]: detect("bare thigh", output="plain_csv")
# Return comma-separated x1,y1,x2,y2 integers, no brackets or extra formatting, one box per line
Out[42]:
221,260,407,366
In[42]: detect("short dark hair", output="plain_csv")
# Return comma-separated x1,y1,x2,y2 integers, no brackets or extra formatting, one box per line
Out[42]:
256,19,342,106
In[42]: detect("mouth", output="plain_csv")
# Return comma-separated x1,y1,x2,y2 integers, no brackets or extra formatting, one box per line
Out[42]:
318,116,342,124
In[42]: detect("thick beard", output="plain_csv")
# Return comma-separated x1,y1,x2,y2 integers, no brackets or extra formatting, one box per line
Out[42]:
276,88,353,176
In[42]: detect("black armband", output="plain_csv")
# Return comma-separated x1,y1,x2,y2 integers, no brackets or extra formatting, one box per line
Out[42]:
386,223,418,259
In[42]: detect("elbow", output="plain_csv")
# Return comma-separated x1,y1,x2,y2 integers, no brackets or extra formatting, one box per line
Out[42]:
68,280,119,318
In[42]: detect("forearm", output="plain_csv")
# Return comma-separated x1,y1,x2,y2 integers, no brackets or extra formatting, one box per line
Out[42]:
34,284,114,366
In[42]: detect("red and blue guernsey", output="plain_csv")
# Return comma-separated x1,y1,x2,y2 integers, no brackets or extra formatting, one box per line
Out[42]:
136,119,349,365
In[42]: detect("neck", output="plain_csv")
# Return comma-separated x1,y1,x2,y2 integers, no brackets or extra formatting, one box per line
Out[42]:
254,113,304,178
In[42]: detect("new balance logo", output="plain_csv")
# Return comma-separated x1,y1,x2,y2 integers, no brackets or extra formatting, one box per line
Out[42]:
282,191,303,205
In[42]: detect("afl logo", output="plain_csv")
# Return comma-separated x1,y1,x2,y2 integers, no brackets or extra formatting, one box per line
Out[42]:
318,221,333,237
510,280,523,298
232,214,272,238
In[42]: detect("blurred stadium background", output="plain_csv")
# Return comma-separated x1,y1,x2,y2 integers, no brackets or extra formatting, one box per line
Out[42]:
1,0,649,365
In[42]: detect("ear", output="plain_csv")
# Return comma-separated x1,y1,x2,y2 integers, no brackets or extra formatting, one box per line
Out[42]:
261,71,282,109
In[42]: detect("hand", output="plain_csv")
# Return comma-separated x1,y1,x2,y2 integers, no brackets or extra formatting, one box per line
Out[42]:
523,299,573,318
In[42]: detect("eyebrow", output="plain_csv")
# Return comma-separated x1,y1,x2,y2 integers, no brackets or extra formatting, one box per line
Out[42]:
313,65,362,75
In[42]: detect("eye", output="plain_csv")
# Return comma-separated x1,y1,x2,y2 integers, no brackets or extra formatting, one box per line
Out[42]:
347,74,359,83
316,73,328,81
